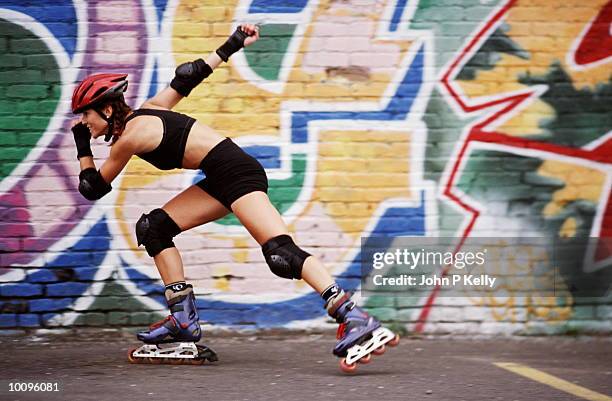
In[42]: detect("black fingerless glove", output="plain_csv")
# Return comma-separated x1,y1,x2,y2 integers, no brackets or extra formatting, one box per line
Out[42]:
72,122,92,159
216,27,249,62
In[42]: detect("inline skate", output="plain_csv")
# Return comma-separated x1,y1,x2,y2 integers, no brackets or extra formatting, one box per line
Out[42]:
128,284,217,365
330,294,399,373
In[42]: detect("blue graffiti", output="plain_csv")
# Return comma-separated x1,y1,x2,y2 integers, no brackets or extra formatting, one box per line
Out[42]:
291,44,425,143
0,218,112,327
152,0,169,30
390,0,410,32
249,0,310,14
0,0,77,58
125,197,426,327
134,43,428,327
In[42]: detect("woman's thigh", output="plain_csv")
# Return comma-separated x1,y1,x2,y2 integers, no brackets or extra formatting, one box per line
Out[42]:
162,185,230,231
230,191,289,245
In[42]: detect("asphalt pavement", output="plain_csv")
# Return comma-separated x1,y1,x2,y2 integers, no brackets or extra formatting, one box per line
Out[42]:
0,330,610,401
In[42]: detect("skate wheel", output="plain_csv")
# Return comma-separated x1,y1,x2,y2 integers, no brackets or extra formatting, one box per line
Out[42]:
127,348,140,364
148,357,161,364
170,358,185,365
372,345,386,355
359,354,372,364
190,358,205,366
197,345,219,363
340,358,357,374
388,334,400,347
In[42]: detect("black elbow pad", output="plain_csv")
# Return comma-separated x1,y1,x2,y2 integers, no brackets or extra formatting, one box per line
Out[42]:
170,58,213,97
78,168,112,201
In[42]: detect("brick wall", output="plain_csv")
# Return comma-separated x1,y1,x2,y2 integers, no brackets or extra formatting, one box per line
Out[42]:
0,0,610,334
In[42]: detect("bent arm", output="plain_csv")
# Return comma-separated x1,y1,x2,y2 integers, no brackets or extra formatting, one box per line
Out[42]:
142,52,222,110
142,24,259,110
78,138,135,201
79,155,95,171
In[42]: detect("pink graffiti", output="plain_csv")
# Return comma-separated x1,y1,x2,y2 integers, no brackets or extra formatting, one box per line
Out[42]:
0,0,147,270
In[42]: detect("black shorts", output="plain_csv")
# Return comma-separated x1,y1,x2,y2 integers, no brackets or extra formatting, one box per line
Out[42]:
196,138,268,210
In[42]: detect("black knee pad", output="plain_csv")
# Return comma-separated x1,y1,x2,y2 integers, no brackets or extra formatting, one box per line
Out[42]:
135,208,182,257
261,235,311,280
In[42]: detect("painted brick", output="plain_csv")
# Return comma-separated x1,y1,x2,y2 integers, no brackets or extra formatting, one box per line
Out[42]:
73,268,101,281
29,298,72,312
6,85,48,99
0,283,43,297
366,307,397,322
0,55,23,67
1,0,610,336
396,308,419,323
0,239,19,252
45,283,90,297
571,305,596,320
596,305,612,320
0,314,17,328
77,313,106,327
129,312,162,326
107,312,130,326
18,314,40,327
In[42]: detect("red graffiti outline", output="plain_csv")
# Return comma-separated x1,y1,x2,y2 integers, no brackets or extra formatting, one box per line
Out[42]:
573,0,612,67
415,0,612,332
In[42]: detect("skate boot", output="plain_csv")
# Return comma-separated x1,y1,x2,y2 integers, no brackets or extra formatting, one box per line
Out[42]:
128,284,217,365
329,293,399,373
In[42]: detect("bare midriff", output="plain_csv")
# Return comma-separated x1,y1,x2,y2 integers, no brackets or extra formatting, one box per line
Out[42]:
181,121,225,169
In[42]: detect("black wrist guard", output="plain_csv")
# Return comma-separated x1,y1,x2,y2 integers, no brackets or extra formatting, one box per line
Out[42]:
216,27,249,62
170,58,213,97
72,122,92,159
78,168,112,201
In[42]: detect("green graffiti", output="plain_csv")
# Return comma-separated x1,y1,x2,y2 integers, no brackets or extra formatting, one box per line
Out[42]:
519,61,612,147
0,19,61,181
423,88,474,181
548,202,611,301
456,150,563,218
423,88,475,235
456,149,611,299
408,0,505,70
244,24,296,81
73,281,163,327
216,154,306,225
457,22,529,81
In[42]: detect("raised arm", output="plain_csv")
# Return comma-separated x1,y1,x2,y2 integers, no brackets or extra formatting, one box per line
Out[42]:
142,23,260,110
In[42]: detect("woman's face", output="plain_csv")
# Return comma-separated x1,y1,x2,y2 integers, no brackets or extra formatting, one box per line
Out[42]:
80,108,109,139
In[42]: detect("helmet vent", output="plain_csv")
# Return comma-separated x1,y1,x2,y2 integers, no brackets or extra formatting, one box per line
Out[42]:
78,83,94,103
93,87,108,98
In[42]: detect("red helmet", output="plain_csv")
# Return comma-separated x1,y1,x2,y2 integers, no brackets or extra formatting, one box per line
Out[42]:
71,73,128,114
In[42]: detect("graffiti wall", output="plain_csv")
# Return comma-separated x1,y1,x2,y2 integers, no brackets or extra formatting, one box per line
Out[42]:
0,0,610,334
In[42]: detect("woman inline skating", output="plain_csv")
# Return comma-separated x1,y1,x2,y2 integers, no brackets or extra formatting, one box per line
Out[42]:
70,24,398,372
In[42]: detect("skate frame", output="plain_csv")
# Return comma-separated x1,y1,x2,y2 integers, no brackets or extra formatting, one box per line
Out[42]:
345,327,396,365
132,342,199,359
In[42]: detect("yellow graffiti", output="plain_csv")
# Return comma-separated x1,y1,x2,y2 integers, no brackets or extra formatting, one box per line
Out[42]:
172,0,414,137
315,129,414,235
466,240,572,323
538,160,606,217
457,0,610,136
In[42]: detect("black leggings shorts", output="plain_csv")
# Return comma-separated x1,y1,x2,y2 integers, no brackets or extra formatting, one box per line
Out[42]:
196,138,268,210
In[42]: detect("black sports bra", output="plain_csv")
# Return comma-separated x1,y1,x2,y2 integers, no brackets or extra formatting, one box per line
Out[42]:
125,108,196,170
